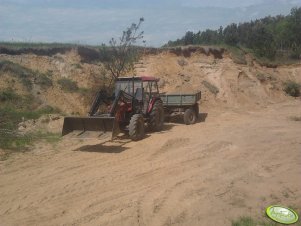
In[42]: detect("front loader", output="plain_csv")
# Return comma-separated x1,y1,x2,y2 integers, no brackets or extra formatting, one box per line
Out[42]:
62,76,164,141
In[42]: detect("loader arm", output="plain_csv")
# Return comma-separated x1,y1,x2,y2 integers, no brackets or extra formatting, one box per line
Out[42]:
109,90,135,116
88,89,113,116
62,91,135,139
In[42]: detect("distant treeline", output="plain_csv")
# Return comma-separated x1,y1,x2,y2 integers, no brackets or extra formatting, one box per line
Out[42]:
165,7,301,60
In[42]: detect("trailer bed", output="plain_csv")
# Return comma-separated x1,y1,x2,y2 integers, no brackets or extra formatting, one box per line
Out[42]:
160,91,201,107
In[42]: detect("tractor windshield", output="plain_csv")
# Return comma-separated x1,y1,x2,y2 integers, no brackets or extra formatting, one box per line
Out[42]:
115,80,142,96
143,81,159,96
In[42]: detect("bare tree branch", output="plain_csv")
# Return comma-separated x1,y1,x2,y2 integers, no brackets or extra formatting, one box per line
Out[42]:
101,17,145,88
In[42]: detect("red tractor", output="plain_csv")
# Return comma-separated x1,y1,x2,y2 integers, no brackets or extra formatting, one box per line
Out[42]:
62,76,164,141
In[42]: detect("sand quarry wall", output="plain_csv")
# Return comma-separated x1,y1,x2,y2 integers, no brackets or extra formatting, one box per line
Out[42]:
0,47,300,114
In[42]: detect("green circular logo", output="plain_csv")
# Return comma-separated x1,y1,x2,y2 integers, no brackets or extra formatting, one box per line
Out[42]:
266,205,299,224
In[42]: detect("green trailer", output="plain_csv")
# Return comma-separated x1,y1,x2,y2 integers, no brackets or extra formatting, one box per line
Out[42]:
160,91,201,125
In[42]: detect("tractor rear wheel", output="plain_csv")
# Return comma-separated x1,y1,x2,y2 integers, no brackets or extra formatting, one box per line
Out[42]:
129,114,145,141
149,101,164,131
184,108,197,125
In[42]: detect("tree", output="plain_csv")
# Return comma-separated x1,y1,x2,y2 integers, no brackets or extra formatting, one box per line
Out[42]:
164,7,301,60
249,23,276,59
101,18,145,84
183,31,194,45
288,7,301,58
223,23,239,46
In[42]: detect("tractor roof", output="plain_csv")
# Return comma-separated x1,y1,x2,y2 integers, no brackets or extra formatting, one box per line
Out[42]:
117,76,159,82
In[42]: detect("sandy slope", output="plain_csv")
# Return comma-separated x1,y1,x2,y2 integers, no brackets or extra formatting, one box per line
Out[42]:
2,49,301,115
1,99,300,226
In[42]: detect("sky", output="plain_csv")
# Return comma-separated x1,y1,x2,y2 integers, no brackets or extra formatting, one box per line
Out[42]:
0,0,300,47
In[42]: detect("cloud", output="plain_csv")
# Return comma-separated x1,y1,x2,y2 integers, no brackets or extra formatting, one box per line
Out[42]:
0,0,300,46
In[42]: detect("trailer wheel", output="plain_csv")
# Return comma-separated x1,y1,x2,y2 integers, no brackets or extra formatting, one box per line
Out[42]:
149,101,164,131
129,114,145,141
184,108,197,125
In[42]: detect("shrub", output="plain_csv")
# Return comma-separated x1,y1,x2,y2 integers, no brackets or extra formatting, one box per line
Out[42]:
256,73,276,82
283,80,300,97
35,73,53,88
225,46,247,65
0,89,20,102
57,78,79,92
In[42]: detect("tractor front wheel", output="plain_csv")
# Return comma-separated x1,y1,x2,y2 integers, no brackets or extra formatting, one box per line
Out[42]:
129,114,145,141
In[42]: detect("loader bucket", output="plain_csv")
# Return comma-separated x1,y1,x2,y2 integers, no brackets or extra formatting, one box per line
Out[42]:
62,116,120,140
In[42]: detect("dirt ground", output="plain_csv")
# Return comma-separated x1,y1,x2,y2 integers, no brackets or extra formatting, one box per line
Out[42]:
1,99,300,226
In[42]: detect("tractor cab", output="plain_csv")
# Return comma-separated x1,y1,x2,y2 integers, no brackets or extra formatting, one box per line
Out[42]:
115,76,159,99
115,76,160,113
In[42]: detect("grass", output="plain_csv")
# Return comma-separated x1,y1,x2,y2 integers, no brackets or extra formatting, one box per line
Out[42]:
0,60,53,90
232,211,301,226
35,73,53,88
217,45,300,67
202,80,219,95
57,78,79,92
232,217,257,226
232,216,279,226
0,60,34,90
225,45,247,65
0,89,20,102
0,41,80,50
0,131,61,161
0,89,61,159
0,61,62,160
256,54,300,67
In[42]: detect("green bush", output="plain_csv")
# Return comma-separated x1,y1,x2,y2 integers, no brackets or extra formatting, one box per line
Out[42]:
227,46,247,65
0,89,20,102
256,73,276,82
283,80,300,97
57,78,79,92
35,73,53,88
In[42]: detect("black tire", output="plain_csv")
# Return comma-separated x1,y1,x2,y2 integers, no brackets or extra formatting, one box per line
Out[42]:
148,101,164,131
184,108,197,125
129,114,145,141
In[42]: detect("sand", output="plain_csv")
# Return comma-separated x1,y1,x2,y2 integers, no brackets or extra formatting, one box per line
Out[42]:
1,99,300,226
